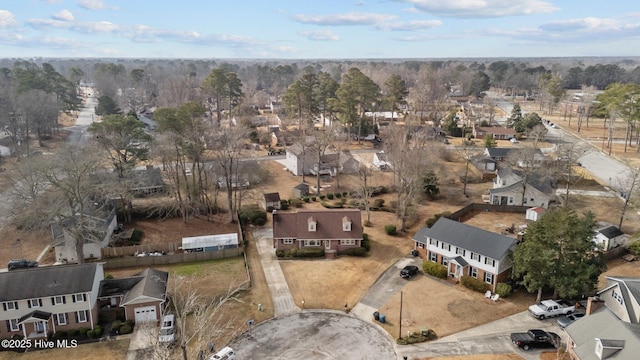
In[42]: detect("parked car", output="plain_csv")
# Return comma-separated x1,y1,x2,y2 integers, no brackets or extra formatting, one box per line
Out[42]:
210,346,236,360
400,265,419,278
158,314,176,344
556,312,585,328
8,259,38,271
511,329,560,351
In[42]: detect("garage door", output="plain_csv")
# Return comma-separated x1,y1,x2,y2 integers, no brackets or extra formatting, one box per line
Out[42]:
134,306,157,323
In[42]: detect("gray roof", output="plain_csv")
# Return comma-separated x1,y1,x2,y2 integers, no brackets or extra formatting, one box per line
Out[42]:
486,147,543,159
565,308,640,360
413,217,516,260
264,192,281,203
121,268,168,305
294,183,309,190
496,167,555,195
0,263,99,301
598,225,624,239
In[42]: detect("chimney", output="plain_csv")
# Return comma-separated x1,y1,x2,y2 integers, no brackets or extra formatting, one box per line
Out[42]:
586,296,605,315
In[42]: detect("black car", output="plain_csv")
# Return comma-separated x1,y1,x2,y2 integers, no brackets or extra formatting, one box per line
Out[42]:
8,259,38,271
400,265,419,278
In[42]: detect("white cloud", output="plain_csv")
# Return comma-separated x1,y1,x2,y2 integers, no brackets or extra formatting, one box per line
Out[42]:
0,33,88,49
27,18,119,33
77,0,118,11
0,10,18,28
398,0,559,18
376,19,442,31
298,30,339,41
292,12,397,26
52,9,74,22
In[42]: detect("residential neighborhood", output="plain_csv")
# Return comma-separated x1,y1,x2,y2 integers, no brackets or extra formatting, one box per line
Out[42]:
1,54,640,360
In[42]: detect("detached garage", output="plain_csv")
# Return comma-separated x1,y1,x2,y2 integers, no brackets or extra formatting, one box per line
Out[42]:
182,233,239,253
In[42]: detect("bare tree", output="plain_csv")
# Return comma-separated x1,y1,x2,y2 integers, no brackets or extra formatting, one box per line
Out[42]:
611,161,640,230
352,163,375,223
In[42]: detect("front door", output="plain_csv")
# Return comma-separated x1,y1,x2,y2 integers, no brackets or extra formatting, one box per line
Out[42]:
325,240,331,250
455,264,462,279
34,321,46,334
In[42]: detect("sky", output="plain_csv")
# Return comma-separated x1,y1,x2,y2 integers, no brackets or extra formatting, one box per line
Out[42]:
0,0,639,59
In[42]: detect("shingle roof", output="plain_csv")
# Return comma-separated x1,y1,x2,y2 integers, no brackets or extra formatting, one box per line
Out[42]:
0,263,100,301
598,225,624,239
413,217,516,260
121,268,168,305
273,209,363,241
264,192,281,203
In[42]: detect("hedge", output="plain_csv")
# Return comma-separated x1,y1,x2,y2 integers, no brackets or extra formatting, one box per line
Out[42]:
238,206,267,226
425,211,451,228
338,247,367,257
460,275,490,293
373,199,385,207
290,198,304,208
362,234,371,251
320,201,344,209
422,261,448,279
296,248,325,258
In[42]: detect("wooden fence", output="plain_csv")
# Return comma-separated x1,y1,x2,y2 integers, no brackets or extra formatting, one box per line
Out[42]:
101,242,180,257
102,247,243,269
447,203,529,221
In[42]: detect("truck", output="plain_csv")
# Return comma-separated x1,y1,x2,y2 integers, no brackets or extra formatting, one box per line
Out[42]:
511,329,560,351
528,299,576,320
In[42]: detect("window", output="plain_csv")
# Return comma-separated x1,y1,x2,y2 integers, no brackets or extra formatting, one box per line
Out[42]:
429,252,437,262
308,217,317,232
484,257,496,267
417,242,425,249
446,244,451,251
28,299,42,308
442,259,449,268
456,248,465,256
470,267,478,279
484,273,494,284
9,319,20,331
523,198,527,204
72,294,87,303
55,313,68,326
52,296,66,305
2,301,18,311
612,290,624,305
342,217,352,231
530,198,534,202
282,239,294,245
304,240,320,247
509,197,513,203
340,239,356,246
440,242,445,249
76,310,88,323
471,253,481,262
429,238,438,246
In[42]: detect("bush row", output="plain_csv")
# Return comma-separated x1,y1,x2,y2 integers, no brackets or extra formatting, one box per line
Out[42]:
422,261,448,279
276,248,325,258
460,275,490,293
337,247,367,257
51,325,104,341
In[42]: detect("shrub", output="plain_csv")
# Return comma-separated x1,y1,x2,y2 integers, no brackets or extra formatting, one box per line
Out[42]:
384,225,397,235
287,248,298,257
339,247,367,257
362,236,371,251
79,328,90,337
239,205,267,226
422,261,448,279
363,220,372,227
373,199,385,208
327,193,334,200
253,217,266,226
290,198,304,208
342,191,348,197
67,329,78,337
320,201,344,209
335,192,342,199
94,326,102,337
495,282,512,298
266,206,274,212
461,275,489,293
276,249,285,258
119,325,133,335
52,331,67,340
389,201,398,208
629,241,640,256
303,196,310,203
396,329,437,345
311,196,317,201
280,199,290,210
295,248,325,258
425,211,451,228
87,330,95,339
319,195,325,200
131,229,144,244
112,320,123,330
104,274,114,280
124,319,135,328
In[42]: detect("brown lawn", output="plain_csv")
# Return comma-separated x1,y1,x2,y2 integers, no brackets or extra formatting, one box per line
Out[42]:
421,355,524,360
0,339,130,360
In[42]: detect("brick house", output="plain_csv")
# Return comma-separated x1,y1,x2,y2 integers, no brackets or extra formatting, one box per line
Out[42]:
412,217,517,292
273,209,363,258
0,263,104,340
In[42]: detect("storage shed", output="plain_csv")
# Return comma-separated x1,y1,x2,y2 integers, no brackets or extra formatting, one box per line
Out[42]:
181,233,239,252
525,207,545,221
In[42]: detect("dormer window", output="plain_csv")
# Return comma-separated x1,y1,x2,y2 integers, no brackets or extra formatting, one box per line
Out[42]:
342,216,352,231
308,217,317,232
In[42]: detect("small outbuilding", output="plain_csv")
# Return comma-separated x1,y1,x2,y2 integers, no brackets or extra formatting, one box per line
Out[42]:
181,233,239,252
264,192,281,211
526,207,545,221
292,183,310,199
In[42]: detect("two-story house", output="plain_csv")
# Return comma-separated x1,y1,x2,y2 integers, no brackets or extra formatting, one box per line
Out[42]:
52,208,118,263
489,168,555,208
412,217,517,292
0,263,104,340
273,209,363,258
565,276,640,359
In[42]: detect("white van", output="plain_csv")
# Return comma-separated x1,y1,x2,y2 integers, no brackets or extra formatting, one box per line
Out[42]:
158,314,176,344
209,346,236,360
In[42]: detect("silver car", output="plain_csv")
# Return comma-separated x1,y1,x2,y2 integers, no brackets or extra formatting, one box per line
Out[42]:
557,312,585,328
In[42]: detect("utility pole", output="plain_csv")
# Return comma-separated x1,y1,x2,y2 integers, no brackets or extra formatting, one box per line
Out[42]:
398,291,403,340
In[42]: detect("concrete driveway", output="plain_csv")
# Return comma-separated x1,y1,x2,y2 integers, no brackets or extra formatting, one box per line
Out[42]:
229,311,397,360
125,323,159,360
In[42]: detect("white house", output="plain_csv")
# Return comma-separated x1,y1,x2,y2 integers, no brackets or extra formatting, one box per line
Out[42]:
373,151,392,170
52,209,118,263
489,168,555,208
412,217,517,292
593,222,629,251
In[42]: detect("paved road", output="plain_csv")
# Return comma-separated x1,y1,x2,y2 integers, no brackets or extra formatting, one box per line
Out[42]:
66,87,97,145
